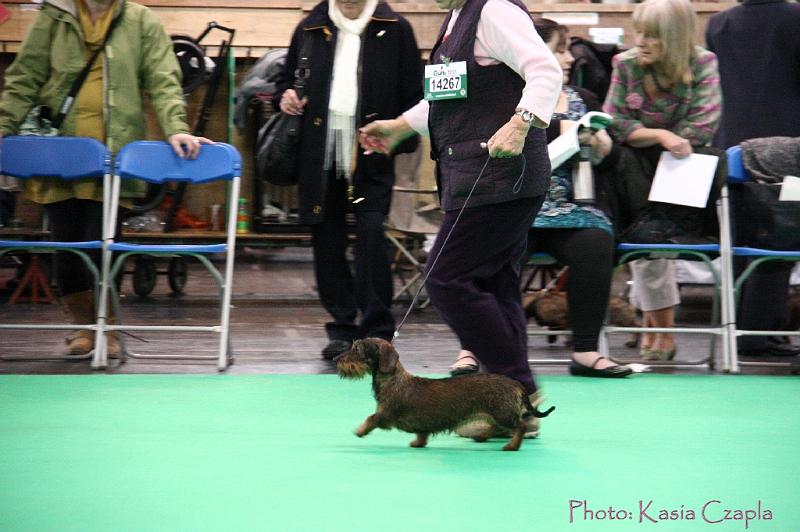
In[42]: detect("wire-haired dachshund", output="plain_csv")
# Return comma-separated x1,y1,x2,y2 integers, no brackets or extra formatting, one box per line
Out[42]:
336,338,554,451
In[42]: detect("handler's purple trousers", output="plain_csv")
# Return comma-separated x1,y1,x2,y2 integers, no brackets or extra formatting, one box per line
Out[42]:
424,196,544,394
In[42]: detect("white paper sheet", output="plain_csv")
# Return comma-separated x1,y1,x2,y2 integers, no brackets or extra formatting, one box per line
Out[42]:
648,152,719,208
546,112,613,170
779,175,800,201
547,127,580,170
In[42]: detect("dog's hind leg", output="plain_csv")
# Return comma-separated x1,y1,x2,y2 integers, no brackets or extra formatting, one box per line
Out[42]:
502,422,526,451
410,433,429,448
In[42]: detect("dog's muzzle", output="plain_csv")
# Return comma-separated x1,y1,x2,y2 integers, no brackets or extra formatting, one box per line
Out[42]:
336,358,370,379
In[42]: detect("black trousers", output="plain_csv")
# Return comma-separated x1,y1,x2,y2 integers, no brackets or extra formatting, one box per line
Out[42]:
425,196,543,395
528,227,615,352
735,257,793,351
45,198,124,297
0,190,16,227
311,178,395,342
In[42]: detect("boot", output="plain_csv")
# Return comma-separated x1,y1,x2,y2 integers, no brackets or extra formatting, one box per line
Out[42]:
62,290,96,356
105,307,121,359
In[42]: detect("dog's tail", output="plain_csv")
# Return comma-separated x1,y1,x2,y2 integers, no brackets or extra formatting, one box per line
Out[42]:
523,394,555,418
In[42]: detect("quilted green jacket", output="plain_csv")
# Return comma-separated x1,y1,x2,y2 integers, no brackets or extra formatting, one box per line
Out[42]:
0,0,189,202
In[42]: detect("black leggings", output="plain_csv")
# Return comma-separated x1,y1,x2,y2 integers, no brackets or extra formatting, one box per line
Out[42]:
527,227,615,352
45,198,124,297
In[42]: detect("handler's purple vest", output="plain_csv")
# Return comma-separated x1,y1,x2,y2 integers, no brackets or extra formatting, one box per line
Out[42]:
428,0,550,211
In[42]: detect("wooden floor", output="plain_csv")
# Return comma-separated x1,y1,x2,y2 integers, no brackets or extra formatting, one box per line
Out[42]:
0,247,795,376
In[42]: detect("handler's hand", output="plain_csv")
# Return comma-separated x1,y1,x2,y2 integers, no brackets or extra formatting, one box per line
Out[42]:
359,117,415,156
659,130,693,159
168,133,212,159
487,115,529,158
279,89,308,116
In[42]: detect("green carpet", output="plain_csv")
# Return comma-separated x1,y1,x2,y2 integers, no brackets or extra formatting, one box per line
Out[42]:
1,374,798,531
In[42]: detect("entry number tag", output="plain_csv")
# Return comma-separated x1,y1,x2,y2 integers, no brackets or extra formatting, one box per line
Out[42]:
424,61,468,101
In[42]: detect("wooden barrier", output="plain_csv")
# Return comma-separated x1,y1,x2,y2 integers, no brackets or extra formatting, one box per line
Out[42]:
0,0,735,228
0,1,736,54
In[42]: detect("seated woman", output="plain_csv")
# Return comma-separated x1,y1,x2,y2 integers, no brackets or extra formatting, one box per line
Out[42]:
601,0,723,361
450,18,631,378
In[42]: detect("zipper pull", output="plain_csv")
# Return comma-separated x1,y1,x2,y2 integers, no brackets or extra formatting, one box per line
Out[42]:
348,184,365,204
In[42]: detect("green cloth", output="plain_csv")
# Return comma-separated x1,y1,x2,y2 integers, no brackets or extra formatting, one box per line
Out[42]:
0,0,189,203
0,374,797,531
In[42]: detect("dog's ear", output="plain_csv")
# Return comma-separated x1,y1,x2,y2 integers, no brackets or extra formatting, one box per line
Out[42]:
377,341,399,374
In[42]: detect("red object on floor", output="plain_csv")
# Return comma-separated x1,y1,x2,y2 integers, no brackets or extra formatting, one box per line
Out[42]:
9,255,55,304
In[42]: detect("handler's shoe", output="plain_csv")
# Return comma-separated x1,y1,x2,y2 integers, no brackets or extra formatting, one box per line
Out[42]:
522,391,545,439
456,391,545,440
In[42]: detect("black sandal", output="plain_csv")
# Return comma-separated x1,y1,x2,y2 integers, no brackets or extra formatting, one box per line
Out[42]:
569,356,632,378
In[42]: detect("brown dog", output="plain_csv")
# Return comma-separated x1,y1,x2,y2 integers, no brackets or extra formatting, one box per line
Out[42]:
336,338,555,451
523,290,640,348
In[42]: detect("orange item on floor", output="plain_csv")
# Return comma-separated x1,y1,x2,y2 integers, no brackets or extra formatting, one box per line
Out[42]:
9,255,55,304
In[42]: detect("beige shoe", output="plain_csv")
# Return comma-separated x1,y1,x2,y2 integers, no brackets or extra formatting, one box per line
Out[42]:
61,290,95,356
522,391,545,439
455,418,495,441
64,330,94,356
456,391,546,440
105,332,121,359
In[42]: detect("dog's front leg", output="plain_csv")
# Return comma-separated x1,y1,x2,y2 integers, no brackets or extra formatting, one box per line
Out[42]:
355,413,387,437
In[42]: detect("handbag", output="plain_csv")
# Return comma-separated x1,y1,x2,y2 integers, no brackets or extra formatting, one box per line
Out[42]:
731,181,800,250
19,15,120,137
256,37,311,186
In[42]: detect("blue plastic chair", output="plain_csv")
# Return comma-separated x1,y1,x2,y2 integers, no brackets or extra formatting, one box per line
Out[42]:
601,188,736,371
96,141,242,370
724,145,800,372
0,136,112,361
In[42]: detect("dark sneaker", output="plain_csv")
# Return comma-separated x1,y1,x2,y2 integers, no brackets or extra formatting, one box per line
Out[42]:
322,339,352,360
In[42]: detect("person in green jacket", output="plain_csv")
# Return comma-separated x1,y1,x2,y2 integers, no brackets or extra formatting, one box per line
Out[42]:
0,0,210,357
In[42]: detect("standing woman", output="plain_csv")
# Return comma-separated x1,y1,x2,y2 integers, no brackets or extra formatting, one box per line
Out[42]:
602,0,723,361
360,0,562,437
276,0,423,359
0,0,208,357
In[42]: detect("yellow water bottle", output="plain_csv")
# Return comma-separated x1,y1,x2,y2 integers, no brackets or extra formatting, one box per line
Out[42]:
236,197,249,235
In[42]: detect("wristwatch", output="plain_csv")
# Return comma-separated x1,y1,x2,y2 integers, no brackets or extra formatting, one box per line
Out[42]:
514,108,536,124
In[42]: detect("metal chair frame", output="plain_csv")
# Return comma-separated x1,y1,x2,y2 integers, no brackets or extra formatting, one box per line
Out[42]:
384,185,440,310
95,141,242,371
603,242,729,371
0,136,111,361
724,145,800,373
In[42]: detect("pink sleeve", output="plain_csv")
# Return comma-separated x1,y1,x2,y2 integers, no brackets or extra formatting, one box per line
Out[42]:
474,0,562,126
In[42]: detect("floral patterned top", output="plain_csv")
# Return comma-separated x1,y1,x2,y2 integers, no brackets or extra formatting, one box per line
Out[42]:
602,46,722,145
532,86,613,235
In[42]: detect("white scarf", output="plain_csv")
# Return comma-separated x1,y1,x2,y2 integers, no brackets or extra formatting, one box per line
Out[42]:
326,0,378,179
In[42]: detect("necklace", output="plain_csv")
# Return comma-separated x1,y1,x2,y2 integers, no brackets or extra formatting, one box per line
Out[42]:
648,69,672,93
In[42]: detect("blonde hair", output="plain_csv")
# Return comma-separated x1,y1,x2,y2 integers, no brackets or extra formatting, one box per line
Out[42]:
633,0,697,86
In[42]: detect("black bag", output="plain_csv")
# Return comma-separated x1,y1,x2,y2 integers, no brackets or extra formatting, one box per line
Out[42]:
618,204,715,245
568,37,619,102
256,38,311,186
256,113,302,186
731,181,800,250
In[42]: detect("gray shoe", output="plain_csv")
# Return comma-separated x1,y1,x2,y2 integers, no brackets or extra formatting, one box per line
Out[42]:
455,391,545,440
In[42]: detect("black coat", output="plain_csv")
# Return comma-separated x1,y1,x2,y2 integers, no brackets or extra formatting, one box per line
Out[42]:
706,0,800,148
275,1,423,224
